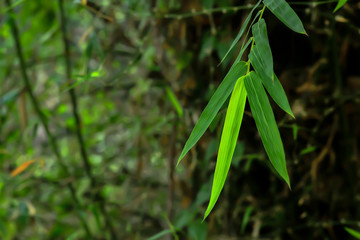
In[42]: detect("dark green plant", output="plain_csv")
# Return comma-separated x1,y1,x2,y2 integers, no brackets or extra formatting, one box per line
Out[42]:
177,0,307,219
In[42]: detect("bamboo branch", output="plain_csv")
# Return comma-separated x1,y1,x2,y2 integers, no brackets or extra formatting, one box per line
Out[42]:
57,0,117,238
5,0,93,238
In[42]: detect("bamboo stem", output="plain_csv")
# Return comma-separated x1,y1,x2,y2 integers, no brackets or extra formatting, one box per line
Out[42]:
57,0,117,238
5,0,93,237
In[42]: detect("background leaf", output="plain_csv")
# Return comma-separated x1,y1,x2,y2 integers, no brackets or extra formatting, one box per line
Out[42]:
177,61,248,165
204,75,247,219
263,0,307,34
165,86,183,117
244,71,290,187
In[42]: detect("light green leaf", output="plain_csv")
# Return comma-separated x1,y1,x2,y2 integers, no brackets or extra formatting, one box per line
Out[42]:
244,71,290,187
334,0,347,12
165,86,183,117
263,0,307,35
177,61,248,165
204,75,247,219
251,19,273,81
249,46,293,117
219,0,261,64
345,227,360,239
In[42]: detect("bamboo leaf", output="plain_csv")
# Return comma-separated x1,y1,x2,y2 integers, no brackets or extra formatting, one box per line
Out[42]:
219,0,261,64
165,86,183,117
11,160,36,177
234,37,253,65
177,61,248,165
345,227,360,239
244,71,290,187
334,0,347,12
204,75,247,219
249,46,293,117
263,0,307,35
251,19,273,81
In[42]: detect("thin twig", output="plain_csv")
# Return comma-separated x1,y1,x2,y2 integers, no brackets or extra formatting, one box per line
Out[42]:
5,0,93,238
58,0,117,238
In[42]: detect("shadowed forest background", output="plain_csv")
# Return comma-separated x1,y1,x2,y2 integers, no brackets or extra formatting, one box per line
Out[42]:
0,0,360,239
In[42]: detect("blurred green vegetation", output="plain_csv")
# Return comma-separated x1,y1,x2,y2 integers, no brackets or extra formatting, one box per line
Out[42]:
0,0,359,239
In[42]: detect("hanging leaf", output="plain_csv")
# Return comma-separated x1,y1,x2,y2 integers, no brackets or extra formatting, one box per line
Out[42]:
244,71,290,187
177,61,248,165
263,0,307,35
219,0,261,64
251,19,273,81
249,46,293,117
333,0,347,12
204,75,247,219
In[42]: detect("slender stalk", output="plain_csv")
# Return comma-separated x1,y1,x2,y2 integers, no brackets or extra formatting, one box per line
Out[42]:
57,0,117,238
5,0,93,237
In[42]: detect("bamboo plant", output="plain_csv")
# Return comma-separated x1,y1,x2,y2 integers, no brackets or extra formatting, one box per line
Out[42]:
177,0,308,220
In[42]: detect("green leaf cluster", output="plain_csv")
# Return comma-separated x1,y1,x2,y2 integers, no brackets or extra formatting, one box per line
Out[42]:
178,0,306,219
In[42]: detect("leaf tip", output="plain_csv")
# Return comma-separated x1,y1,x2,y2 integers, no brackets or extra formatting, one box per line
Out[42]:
288,111,295,119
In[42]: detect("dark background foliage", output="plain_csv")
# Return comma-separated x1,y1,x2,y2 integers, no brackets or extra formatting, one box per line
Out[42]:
0,0,359,239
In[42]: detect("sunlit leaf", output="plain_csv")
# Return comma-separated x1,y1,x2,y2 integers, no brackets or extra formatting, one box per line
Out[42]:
251,19,273,81
345,227,360,239
177,61,248,165
249,46,294,117
204,75,247,219
263,0,307,35
334,0,347,12
244,71,290,187
219,0,261,64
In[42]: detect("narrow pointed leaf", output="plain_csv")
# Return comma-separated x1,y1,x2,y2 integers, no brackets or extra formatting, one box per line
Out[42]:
263,0,307,35
219,0,261,64
345,227,360,239
334,0,347,12
11,160,36,177
204,76,247,219
234,37,253,65
249,47,293,117
165,86,183,117
251,19,273,81
177,61,248,165
244,71,290,186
